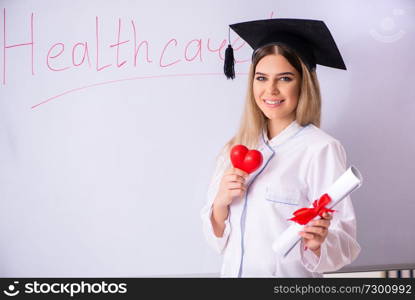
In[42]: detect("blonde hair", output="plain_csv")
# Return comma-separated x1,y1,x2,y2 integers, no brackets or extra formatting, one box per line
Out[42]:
220,44,321,157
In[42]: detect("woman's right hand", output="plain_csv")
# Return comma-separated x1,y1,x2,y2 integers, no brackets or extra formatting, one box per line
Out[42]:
213,167,249,208
211,167,248,237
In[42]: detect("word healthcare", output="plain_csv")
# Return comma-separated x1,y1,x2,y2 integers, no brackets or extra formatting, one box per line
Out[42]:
2,9,250,85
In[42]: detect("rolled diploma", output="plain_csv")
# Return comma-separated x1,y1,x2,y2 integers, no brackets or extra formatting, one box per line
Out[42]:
272,166,363,257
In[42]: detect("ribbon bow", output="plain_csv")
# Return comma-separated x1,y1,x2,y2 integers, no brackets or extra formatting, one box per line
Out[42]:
288,193,335,225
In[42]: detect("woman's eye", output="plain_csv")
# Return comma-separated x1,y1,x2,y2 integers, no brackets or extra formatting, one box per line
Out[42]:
280,77,292,82
255,76,266,81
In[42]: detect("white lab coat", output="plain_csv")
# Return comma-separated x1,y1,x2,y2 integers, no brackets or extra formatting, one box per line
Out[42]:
201,121,361,277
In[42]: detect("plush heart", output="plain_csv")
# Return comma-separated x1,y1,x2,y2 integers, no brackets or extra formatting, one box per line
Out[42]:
230,144,263,174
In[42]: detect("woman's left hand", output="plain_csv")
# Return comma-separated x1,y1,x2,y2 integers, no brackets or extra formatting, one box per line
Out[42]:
299,212,333,257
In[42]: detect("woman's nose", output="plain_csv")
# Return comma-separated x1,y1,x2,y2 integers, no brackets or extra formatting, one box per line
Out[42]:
266,82,279,95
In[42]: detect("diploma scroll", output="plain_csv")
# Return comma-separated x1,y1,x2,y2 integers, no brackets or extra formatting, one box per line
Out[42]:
272,166,363,257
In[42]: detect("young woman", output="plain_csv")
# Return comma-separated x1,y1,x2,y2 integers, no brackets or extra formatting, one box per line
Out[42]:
200,19,361,277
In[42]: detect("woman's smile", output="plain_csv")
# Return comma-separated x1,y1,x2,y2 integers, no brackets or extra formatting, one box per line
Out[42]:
263,99,285,107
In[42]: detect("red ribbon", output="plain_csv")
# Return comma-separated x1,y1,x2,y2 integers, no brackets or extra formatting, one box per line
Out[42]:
288,193,335,225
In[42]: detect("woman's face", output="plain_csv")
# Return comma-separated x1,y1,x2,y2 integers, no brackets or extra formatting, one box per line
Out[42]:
253,54,301,123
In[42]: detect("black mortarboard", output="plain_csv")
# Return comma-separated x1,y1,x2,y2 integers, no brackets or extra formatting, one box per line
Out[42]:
224,18,346,79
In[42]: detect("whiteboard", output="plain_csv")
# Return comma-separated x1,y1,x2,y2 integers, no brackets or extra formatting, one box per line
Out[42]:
0,0,414,276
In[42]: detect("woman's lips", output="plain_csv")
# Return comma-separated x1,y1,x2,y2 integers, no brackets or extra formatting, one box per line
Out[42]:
263,99,285,108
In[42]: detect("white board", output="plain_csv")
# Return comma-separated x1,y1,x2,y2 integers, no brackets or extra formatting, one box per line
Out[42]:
0,0,414,276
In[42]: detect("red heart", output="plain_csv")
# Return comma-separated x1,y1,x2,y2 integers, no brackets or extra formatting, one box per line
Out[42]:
230,145,263,174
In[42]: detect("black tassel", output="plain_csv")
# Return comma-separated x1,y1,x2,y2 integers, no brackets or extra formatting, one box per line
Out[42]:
224,44,235,79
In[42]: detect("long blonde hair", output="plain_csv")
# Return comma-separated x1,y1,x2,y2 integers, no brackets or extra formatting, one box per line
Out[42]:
221,44,322,156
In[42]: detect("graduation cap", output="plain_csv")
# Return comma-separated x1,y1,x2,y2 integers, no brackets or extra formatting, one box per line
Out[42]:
224,18,346,79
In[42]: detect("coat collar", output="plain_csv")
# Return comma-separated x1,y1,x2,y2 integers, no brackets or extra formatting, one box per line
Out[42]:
261,120,305,150
246,121,305,184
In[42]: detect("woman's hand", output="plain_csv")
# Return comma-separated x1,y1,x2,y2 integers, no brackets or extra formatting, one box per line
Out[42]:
299,212,333,257
213,167,248,209
211,167,248,237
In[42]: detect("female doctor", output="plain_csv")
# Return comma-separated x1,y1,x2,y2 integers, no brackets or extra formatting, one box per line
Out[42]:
200,19,361,277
